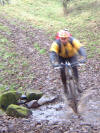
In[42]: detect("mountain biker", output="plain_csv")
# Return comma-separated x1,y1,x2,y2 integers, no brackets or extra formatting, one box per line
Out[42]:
49,29,86,94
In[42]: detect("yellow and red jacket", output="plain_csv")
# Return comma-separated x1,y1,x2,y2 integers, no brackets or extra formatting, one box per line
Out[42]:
50,37,82,58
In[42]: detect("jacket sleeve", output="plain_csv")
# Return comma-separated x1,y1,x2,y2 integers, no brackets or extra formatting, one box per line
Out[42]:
78,46,86,58
49,41,59,65
49,51,58,65
50,41,59,54
72,38,87,62
72,39,82,50
72,39,86,58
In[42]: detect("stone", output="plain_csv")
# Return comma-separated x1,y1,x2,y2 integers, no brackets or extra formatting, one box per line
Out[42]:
26,100,39,108
20,94,27,100
0,91,22,110
6,104,32,118
26,89,43,102
38,95,58,105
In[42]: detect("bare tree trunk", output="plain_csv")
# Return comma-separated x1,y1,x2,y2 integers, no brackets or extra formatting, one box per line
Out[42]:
0,0,5,5
0,0,9,5
62,0,70,15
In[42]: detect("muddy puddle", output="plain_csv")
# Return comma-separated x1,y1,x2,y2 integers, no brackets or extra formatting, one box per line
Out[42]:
78,92,100,126
32,90,100,127
32,101,75,124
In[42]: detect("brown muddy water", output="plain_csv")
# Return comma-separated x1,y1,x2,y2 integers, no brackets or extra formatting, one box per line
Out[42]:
32,90,100,127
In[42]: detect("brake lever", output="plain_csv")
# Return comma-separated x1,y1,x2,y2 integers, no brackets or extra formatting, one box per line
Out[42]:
54,67,61,70
78,63,85,66
53,64,63,69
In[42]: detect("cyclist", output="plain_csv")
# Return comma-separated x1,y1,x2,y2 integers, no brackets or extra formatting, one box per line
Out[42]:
49,29,86,94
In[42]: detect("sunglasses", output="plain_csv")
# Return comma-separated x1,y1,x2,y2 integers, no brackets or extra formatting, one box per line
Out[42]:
60,37,68,40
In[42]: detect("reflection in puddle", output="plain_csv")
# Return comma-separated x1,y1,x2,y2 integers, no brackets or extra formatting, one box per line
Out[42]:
32,102,73,123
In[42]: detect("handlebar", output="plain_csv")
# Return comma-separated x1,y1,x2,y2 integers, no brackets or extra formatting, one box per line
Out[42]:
53,60,85,69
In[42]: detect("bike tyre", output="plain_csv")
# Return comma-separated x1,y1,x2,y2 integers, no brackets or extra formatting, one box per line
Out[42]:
67,79,78,113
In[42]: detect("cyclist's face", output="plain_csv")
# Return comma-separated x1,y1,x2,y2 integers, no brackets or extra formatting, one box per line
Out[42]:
60,37,69,45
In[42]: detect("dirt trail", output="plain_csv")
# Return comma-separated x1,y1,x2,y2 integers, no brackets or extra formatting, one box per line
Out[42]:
0,15,100,133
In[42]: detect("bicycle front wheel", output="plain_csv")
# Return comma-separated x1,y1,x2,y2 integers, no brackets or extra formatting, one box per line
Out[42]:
67,79,78,113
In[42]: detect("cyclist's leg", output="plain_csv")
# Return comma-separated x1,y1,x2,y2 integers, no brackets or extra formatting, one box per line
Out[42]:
68,55,82,93
58,56,68,94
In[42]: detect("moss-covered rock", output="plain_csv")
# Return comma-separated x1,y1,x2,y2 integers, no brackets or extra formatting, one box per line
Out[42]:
6,104,32,118
0,109,5,116
26,89,43,102
0,91,22,110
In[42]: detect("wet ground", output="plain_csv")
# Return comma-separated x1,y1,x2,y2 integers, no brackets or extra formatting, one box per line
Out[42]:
0,14,100,133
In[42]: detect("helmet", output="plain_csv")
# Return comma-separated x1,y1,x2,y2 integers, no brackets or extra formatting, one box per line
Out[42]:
59,30,71,38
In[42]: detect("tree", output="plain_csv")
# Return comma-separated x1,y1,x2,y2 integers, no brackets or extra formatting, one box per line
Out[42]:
62,0,70,15
0,0,9,5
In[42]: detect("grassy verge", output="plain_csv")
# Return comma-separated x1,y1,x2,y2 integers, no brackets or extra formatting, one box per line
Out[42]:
0,0,99,57
0,34,34,92
34,43,46,55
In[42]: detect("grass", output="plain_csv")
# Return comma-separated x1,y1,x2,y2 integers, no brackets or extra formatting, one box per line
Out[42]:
34,43,46,54
0,35,35,92
0,23,11,34
0,0,99,53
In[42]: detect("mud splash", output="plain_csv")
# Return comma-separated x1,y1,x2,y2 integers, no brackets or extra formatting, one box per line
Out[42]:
78,90,100,126
32,89,100,127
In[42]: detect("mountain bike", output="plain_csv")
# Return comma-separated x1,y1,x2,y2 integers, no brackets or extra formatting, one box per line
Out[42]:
54,61,85,113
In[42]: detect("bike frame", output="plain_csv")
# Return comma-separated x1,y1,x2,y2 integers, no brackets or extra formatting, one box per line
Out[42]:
64,62,77,98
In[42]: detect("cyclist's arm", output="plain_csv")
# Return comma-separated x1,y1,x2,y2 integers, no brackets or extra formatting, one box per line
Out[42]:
78,47,86,58
49,42,59,65
49,51,58,64
72,39,87,60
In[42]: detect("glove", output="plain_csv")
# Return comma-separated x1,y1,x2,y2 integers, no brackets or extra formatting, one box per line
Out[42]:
80,59,86,63
79,56,86,64
52,61,59,67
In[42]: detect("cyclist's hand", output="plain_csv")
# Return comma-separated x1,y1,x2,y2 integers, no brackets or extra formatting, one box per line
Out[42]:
79,56,86,64
52,61,59,67
80,60,86,63
79,58,86,63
